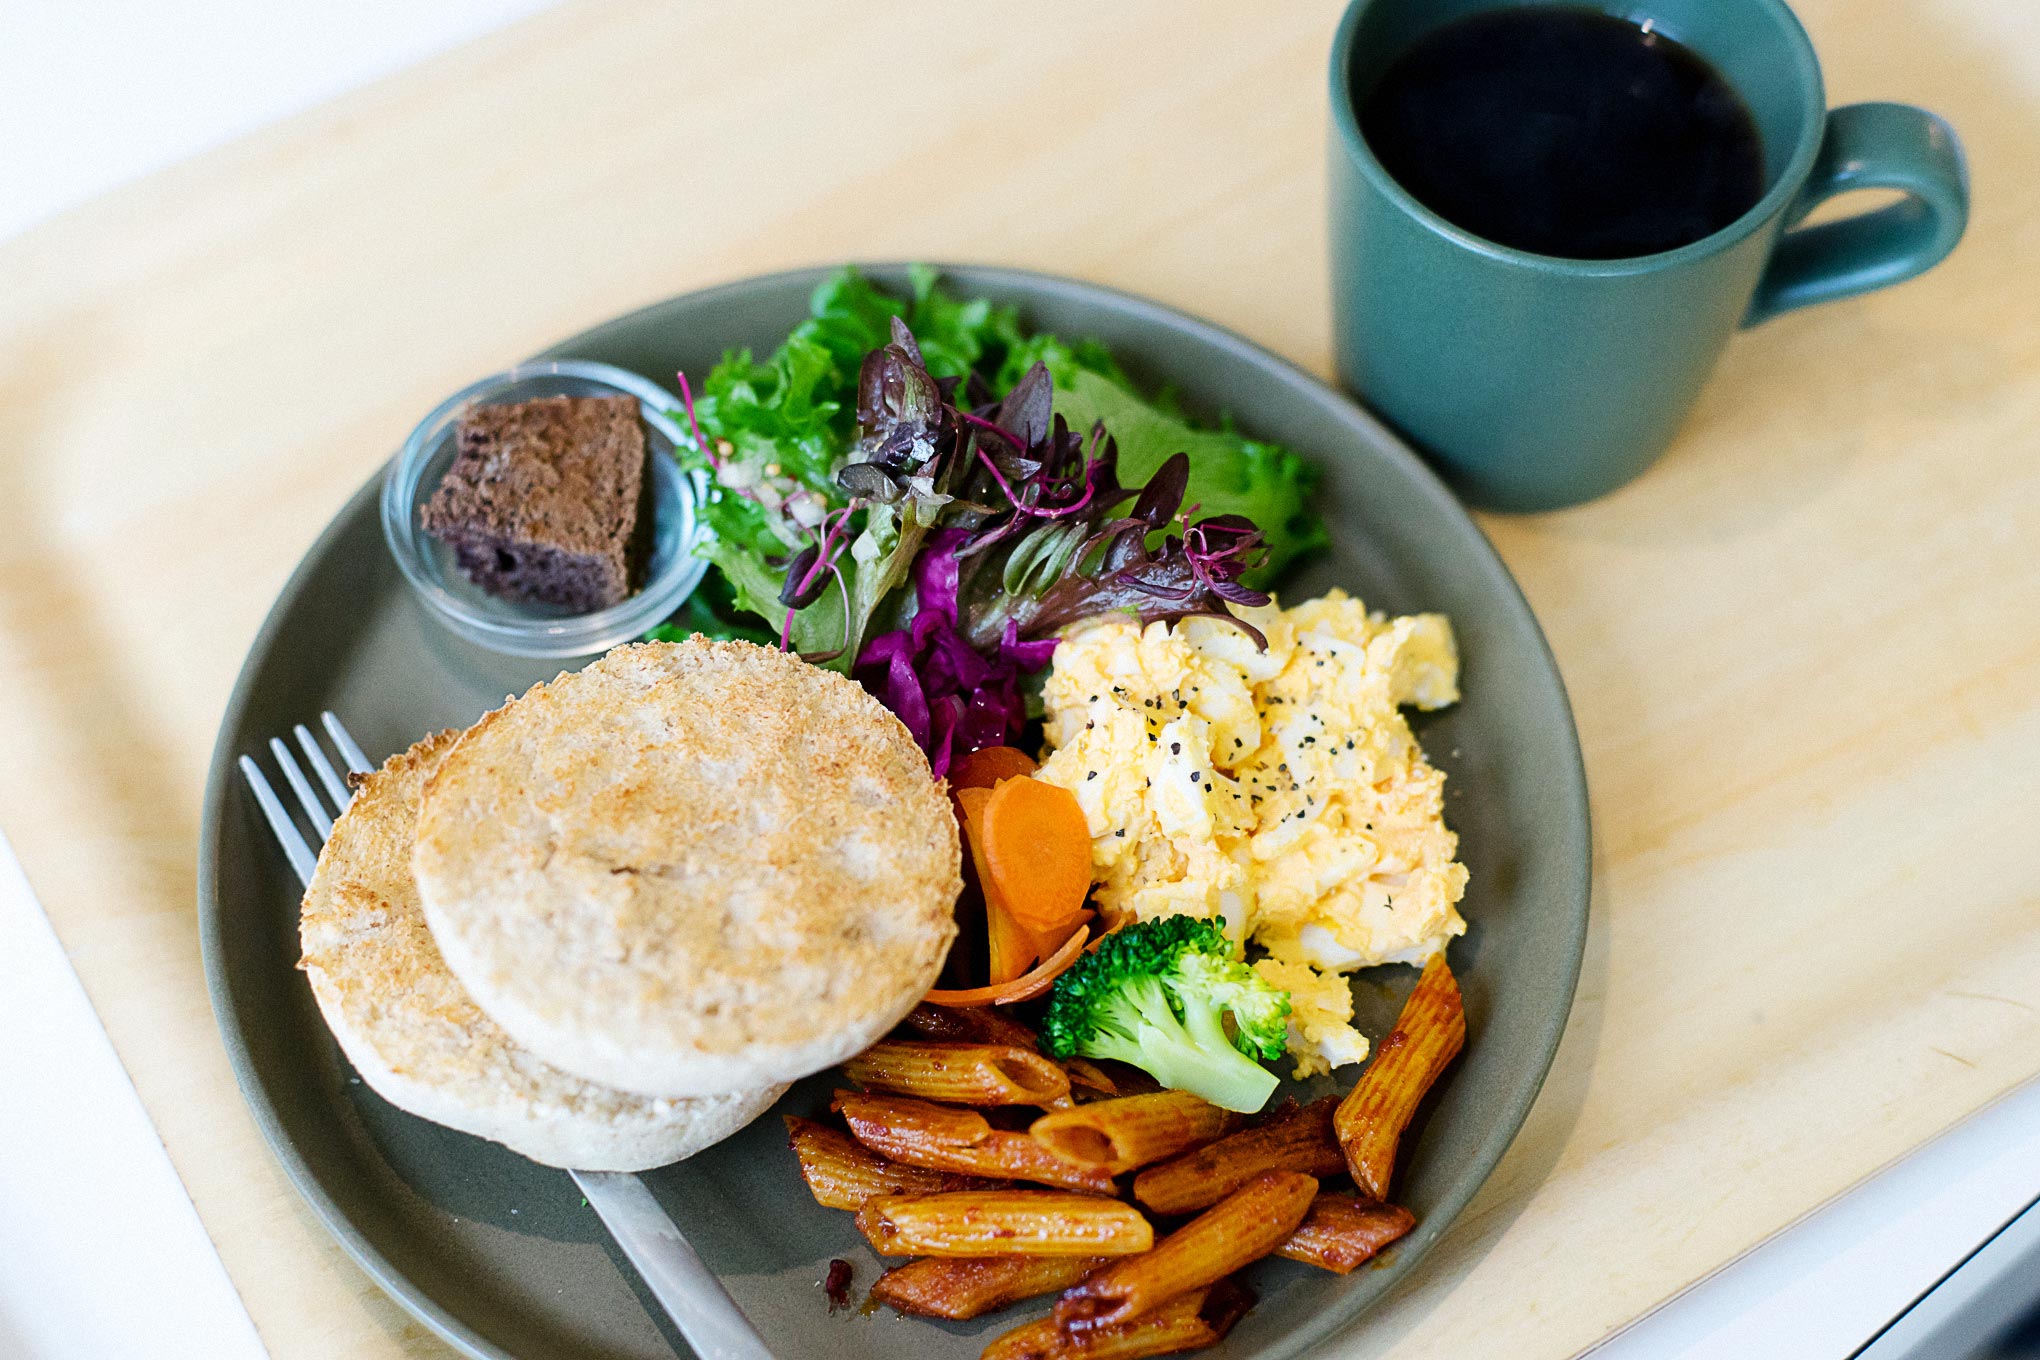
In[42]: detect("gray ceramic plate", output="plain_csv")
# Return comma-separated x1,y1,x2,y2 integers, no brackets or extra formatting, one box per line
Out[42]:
199,265,1589,1360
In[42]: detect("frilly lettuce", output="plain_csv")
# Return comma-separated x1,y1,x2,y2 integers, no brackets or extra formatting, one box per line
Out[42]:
669,267,1325,661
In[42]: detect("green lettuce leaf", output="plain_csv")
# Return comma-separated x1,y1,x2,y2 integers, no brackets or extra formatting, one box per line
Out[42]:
685,336,846,552
996,326,1322,583
645,571,776,647
707,537,848,656
675,331,860,657
794,263,1026,383
1050,369,1326,584
993,331,1129,392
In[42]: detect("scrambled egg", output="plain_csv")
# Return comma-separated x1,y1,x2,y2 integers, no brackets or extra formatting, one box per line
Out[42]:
1035,591,1467,1077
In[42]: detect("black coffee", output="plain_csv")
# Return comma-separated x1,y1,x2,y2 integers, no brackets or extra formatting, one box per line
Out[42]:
1358,8,1765,259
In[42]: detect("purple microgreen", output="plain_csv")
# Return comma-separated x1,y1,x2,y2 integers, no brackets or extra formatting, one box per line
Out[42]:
836,461,902,500
995,361,1055,448
954,445,1269,651
796,561,855,665
1129,452,1190,530
677,371,715,470
957,408,1025,449
971,436,1031,509
778,543,826,610
889,314,925,367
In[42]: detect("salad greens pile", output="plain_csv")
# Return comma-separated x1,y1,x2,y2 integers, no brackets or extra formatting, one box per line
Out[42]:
665,266,1326,774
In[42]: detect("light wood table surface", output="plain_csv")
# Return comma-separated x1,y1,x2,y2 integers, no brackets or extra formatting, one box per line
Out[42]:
2,2,2035,1356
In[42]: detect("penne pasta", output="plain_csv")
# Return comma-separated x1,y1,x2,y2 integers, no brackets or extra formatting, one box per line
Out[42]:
787,965,1468,1352
981,1278,1254,1360
834,1092,1118,1194
846,1041,1071,1107
784,1117,998,1210
870,1254,1107,1319
901,1003,1114,1099
903,1002,1041,1049
1084,1062,1161,1098
1131,1097,1346,1215
1031,1091,1237,1175
1334,954,1466,1199
1273,1193,1417,1274
1054,1171,1316,1336
855,1190,1154,1258
1063,1058,1118,1097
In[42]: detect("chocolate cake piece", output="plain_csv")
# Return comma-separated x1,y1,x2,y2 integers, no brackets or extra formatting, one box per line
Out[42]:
419,394,647,611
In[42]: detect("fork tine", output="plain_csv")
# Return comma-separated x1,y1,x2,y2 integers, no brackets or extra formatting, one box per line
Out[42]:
269,737,334,840
240,756,319,888
323,711,373,776
295,724,351,814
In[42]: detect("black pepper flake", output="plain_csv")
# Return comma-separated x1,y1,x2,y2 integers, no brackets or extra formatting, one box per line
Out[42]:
1170,742,1181,755
1086,771,1098,780
1115,829,1126,837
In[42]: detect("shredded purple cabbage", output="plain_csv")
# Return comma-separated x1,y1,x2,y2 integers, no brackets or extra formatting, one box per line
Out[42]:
855,530,1055,777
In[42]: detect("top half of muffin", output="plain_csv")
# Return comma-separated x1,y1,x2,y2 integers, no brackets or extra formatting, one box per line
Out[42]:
412,638,963,1098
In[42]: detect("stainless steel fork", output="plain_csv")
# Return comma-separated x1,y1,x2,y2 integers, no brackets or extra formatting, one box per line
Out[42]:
242,714,773,1360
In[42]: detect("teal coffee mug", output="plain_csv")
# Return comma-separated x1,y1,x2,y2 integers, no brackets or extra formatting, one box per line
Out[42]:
1328,0,1969,511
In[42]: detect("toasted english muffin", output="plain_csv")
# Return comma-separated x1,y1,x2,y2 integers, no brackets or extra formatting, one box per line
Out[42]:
413,638,962,1098
299,729,784,1170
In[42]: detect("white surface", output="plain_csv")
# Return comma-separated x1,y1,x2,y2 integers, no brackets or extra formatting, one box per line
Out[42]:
1860,1193,2040,1358
1589,1073,2040,1358
0,0,558,244
0,831,268,1360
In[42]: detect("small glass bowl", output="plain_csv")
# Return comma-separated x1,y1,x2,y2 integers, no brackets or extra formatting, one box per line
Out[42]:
381,360,708,658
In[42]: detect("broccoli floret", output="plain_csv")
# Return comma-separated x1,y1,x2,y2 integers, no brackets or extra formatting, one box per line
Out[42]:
1038,916,1291,1113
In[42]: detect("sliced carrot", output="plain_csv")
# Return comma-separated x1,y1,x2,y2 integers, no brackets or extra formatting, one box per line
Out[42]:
1017,907,1092,970
925,924,1094,1007
982,776,1095,933
958,786,1031,984
988,903,1092,985
950,745,1038,792
955,785,997,840
959,776,1095,985
985,897,1035,985
959,787,1085,983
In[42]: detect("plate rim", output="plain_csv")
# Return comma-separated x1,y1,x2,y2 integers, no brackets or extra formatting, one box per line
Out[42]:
198,261,1590,1360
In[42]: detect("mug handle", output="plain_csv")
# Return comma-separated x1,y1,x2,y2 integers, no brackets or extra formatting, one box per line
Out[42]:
1744,102,1968,326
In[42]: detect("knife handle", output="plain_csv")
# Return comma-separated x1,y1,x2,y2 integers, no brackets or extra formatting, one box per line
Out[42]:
570,1169,773,1359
